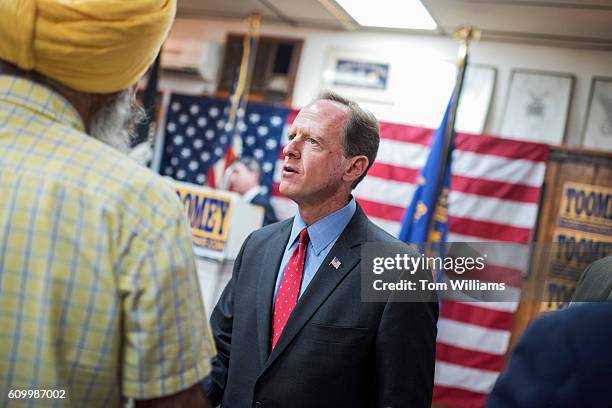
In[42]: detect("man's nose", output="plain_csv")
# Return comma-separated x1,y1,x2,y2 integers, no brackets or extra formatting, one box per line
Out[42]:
283,139,301,159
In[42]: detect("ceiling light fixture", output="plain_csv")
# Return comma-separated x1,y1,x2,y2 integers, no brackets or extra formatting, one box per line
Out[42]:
334,0,437,30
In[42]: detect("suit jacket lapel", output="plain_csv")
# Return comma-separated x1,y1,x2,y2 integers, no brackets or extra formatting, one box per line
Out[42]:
255,219,292,368
262,207,369,373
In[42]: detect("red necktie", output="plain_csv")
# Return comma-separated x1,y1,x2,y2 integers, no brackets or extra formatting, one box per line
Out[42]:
271,228,309,351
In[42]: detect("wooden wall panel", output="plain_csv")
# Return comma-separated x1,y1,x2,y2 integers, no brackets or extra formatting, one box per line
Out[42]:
507,146,612,356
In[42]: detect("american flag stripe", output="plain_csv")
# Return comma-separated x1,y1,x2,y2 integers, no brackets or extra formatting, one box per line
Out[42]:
369,164,542,203
440,303,516,331
354,179,539,229
436,343,506,373
450,217,533,243
380,123,548,162
363,216,401,236
357,172,540,217
445,235,535,273
350,198,534,243
456,301,520,313
372,142,545,187
450,151,545,187
435,363,499,394
276,178,537,231
272,110,547,407
448,175,541,203
434,385,489,408
437,318,512,355
459,265,523,287
373,140,545,185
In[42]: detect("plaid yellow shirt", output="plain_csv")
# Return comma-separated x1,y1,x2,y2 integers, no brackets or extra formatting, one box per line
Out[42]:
0,75,215,406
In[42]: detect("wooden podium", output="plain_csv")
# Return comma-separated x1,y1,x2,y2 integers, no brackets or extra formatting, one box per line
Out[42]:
171,180,265,314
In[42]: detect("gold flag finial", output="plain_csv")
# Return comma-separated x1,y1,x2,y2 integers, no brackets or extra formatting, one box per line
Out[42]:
453,25,481,60
245,13,262,37
453,25,481,42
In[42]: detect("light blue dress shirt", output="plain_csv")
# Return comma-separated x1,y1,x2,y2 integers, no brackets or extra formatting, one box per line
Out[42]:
273,197,357,302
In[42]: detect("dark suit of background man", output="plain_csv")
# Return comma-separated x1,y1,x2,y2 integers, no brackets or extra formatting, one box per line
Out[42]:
486,301,612,408
227,156,279,226
204,91,439,407
571,256,612,303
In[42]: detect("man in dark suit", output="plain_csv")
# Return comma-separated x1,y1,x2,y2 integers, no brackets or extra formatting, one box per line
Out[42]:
571,256,612,302
487,302,612,407
227,156,278,226
203,91,438,407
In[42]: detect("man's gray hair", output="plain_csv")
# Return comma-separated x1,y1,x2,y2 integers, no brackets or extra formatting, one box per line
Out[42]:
237,156,261,174
227,156,261,183
317,90,380,188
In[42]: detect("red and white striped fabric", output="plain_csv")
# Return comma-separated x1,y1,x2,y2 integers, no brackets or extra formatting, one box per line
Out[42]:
271,110,548,408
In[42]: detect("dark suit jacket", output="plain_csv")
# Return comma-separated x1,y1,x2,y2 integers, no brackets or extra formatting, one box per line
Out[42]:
571,256,612,302
487,302,612,408
205,206,438,408
250,192,278,226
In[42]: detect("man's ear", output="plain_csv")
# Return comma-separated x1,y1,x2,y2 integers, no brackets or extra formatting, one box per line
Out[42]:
343,155,369,184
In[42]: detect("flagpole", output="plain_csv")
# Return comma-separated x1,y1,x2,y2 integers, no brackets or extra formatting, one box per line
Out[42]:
216,13,261,188
227,13,261,138
426,25,479,238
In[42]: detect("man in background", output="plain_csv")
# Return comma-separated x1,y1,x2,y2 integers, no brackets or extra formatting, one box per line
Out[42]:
571,256,612,302
0,0,214,406
487,302,612,407
227,156,278,226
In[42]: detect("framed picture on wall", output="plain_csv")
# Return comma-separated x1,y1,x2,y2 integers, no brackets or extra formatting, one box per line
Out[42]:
321,48,392,104
500,69,574,144
582,76,612,152
456,64,497,134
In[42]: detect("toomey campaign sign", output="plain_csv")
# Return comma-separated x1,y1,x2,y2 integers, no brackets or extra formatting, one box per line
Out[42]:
542,182,612,311
169,179,263,260
170,180,265,260
174,181,232,257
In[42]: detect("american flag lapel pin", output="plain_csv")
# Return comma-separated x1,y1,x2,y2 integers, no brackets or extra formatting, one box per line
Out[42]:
330,257,341,270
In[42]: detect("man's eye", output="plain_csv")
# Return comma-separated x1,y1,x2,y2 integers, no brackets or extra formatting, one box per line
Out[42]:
288,134,296,141
308,138,318,145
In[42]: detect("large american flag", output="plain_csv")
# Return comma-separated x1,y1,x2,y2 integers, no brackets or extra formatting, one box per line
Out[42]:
271,110,548,408
159,99,548,407
159,94,287,194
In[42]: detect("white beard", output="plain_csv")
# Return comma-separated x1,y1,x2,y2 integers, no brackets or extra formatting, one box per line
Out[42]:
89,90,146,153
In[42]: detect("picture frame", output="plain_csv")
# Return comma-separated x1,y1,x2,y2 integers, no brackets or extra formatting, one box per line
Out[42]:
500,69,574,144
456,64,497,134
321,48,392,104
581,76,612,152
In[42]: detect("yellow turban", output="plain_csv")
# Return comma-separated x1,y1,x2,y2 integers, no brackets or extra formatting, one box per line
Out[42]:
0,0,176,93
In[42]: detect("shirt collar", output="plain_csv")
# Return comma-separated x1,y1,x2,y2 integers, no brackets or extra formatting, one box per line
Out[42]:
0,75,85,132
288,196,357,255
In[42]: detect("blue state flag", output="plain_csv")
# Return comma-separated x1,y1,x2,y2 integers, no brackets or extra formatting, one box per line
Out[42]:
398,97,454,245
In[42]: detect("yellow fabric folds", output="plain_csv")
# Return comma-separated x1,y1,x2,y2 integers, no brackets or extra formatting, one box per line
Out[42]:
0,0,176,93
